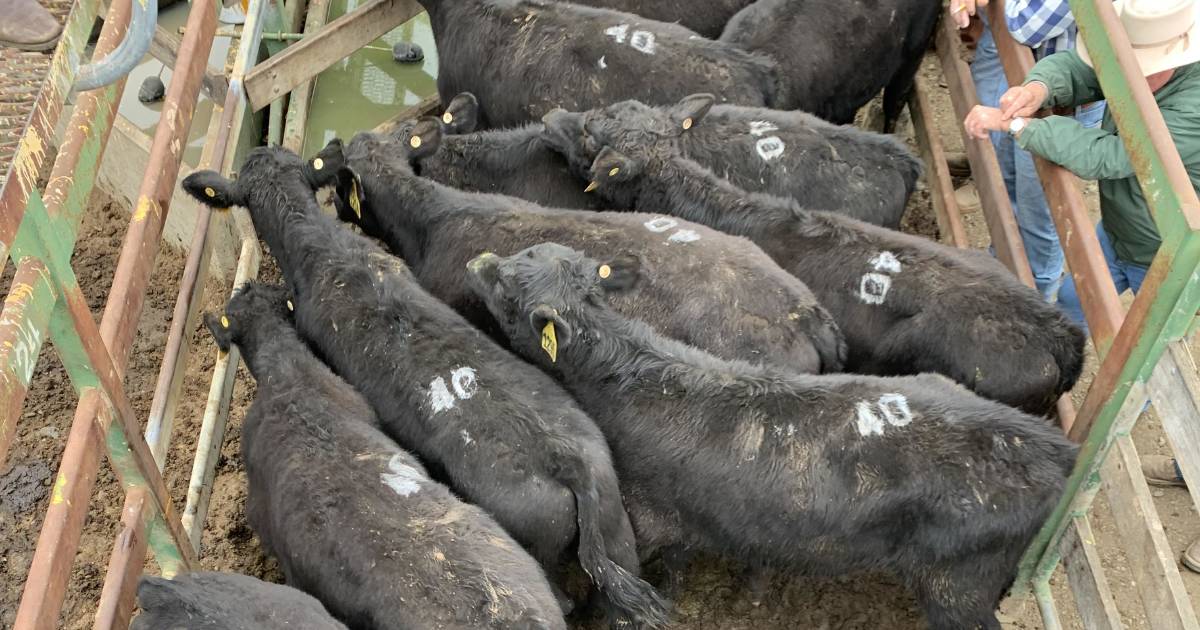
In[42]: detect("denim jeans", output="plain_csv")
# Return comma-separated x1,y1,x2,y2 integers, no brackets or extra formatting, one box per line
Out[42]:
1057,221,1150,338
971,17,1107,301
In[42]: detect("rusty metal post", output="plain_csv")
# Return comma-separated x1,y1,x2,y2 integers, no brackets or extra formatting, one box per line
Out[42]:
12,0,221,624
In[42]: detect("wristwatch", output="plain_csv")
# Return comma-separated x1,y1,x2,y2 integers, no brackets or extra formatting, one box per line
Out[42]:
1008,117,1028,137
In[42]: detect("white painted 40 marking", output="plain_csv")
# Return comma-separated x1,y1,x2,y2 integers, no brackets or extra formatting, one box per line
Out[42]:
855,393,913,437
428,366,479,413
605,23,657,55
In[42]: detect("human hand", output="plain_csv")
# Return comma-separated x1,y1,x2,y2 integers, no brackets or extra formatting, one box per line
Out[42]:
951,0,988,29
964,105,1008,140
999,82,1048,118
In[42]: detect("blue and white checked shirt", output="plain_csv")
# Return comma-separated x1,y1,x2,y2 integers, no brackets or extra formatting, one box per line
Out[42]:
1005,0,1078,58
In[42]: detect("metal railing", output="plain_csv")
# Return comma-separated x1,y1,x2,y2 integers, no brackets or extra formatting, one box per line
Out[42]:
914,0,1200,626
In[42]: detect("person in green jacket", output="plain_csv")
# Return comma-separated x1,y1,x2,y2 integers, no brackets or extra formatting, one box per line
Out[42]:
965,0,1200,572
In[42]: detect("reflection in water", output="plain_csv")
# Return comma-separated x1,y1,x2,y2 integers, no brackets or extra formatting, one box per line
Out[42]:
301,9,439,157
117,1,233,167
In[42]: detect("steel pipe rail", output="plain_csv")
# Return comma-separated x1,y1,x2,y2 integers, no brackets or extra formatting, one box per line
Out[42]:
74,0,157,91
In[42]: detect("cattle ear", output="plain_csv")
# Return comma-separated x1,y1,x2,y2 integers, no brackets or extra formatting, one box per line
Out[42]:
305,138,346,189
204,311,235,353
586,147,640,192
597,253,640,293
405,117,443,161
529,304,573,361
332,166,366,223
670,93,715,132
441,92,480,134
181,171,241,209
135,575,180,611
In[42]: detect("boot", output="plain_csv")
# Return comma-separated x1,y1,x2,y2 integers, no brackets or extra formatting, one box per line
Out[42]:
1182,538,1200,574
1142,455,1186,487
0,0,62,51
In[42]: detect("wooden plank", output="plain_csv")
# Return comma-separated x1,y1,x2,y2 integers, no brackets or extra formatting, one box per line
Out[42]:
282,0,330,153
933,13,1036,285
1148,341,1200,517
150,26,229,104
907,76,970,249
243,0,423,111
1101,433,1199,630
1061,515,1125,630
372,93,441,135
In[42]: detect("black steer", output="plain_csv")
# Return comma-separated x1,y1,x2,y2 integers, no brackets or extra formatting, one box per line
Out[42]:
540,95,922,227
419,0,777,127
322,127,845,374
465,243,1078,630
567,0,755,37
132,573,347,630
570,96,1086,416
182,149,666,629
718,0,940,129
206,282,565,630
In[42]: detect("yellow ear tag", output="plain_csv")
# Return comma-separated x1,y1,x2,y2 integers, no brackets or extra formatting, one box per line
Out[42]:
312,157,324,170
204,186,217,198
608,167,620,177
286,300,294,312
442,112,454,124
220,315,230,328
682,117,693,130
585,181,599,193
410,135,422,149
541,321,558,362
349,179,362,219
598,264,611,279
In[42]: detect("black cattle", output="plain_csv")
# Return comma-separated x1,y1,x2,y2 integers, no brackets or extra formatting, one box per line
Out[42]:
320,128,845,374
205,282,565,630
568,97,1085,415
132,573,347,630
182,150,666,629
719,0,940,129
418,0,777,128
567,0,755,38
540,95,922,227
465,243,1077,630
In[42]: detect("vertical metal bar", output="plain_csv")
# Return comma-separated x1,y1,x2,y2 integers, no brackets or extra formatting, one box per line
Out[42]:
908,77,971,249
1035,577,1065,630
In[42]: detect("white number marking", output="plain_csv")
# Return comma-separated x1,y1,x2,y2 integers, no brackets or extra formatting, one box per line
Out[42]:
644,217,678,233
604,24,629,43
461,429,474,445
755,136,786,161
870,251,901,273
629,30,656,54
598,55,607,69
428,366,480,413
855,394,913,437
668,229,701,243
749,121,778,136
858,273,892,305
858,251,901,305
381,454,423,496
604,24,656,55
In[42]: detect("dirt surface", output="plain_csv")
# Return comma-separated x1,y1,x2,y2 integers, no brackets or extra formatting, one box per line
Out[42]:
3,44,1199,630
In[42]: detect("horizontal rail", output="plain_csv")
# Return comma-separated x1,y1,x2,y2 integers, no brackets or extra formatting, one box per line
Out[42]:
243,0,422,111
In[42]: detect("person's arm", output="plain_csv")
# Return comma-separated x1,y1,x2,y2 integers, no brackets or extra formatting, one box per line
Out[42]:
1005,0,1075,48
1023,50,1105,109
1017,105,1200,180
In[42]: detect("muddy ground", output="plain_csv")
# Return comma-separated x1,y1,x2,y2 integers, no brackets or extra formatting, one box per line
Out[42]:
2,50,1199,630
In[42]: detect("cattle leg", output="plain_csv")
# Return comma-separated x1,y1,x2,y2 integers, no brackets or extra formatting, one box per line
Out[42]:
911,563,1006,630
659,544,693,598
881,53,923,134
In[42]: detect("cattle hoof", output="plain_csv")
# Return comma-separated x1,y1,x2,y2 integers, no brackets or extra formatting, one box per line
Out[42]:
138,76,166,103
392,42,424,63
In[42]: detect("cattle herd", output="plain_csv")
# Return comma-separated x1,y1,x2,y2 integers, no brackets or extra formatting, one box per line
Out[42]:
132,1,1086,629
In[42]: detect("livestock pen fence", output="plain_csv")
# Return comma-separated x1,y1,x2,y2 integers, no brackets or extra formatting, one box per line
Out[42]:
910,0,1200,626
0,0,1196,626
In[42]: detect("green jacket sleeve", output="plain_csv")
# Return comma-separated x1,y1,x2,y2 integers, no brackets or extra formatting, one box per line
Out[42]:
1023,51,1105,109
1017,105,1200,180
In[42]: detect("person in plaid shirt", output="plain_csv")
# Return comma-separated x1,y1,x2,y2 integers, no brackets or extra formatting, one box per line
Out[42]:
952,0,1106,303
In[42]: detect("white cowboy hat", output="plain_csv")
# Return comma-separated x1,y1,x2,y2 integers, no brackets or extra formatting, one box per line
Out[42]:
1077,0,1200,75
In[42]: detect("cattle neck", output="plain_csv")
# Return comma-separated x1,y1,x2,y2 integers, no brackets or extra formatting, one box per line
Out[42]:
557,302,779,400
232,314,314,382
637,156,855,248
424,125,550,183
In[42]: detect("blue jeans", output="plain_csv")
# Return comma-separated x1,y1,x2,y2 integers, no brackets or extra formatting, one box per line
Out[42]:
971,18,1107,301
1057,221,1150,337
